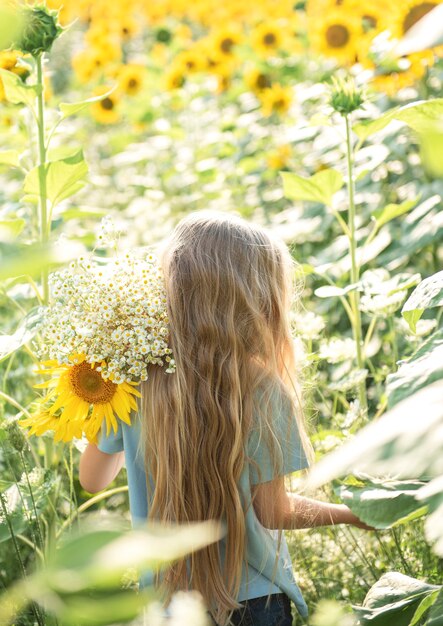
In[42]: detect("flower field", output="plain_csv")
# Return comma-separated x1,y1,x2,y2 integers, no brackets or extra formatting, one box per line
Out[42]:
0,1,442,625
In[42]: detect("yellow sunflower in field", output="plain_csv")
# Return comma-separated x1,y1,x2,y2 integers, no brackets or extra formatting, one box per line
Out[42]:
308,10,360,65
21,355,141,443
210,27,242,58
260,84,293,117
90,86,121,124
244,67,273,93
370,0,442,94
250,21,285,57
118,63,145,95
164,63,186,90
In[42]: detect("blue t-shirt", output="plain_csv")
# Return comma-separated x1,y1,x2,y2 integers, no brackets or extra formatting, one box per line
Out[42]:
98,389,309,619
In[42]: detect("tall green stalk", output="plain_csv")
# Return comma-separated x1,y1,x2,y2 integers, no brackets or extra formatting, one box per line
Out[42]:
35,53,57,573
344,114,368,418
36,53,49,306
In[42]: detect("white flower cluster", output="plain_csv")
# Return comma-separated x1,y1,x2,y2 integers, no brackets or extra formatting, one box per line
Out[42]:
39,252,175,382
290,310,326,341
138,591,210,626
319,337,356,364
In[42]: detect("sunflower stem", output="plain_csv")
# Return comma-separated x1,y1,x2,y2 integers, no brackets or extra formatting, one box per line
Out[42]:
344,113,368,419
36,53,49,306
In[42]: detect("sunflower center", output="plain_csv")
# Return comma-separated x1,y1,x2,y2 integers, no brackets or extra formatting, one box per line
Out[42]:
101,97,114,111
256,73,271,89
220,37,234,53
128,78,139,89
325,24,350,48
403,2,436,33
69,362,117,404
263,32,277,46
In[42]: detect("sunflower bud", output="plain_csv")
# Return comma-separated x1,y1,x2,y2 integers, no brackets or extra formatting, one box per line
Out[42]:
6,421,26,453
328,75,366,116
14,5,63,57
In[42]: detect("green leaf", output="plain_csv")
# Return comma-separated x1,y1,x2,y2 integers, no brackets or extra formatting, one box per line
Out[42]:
427,589,443,625
372,198,418,230
0,307,43,362
402,271,443,332
336,479,427,529
48,521,224,590
0,240,83,281
24,150,88,207
305,380,443,490
0,6,24,50
353,572,441,626
51,589,154,626
410,590,441,626
353,99,443,143
0,69,39,109
0,219,25,241
281,169,343,206
59,87,116,119
0,151,21,167
419,129,443,178
386,330,443,407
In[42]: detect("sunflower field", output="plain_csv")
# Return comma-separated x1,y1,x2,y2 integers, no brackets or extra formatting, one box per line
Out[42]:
0,0,443,624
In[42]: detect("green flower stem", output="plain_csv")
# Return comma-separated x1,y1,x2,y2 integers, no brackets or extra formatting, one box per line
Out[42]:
19,450,45,557
36,53,49,307
0,493,44,626
363,315,377,357
0,391,33,420
57,486,129,537
344,114,368,418
16,533,45,562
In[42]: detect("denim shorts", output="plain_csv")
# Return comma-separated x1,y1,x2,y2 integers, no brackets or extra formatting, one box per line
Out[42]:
213,593,293,626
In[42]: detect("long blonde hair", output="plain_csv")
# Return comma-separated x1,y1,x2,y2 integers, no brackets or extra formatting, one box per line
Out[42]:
141,211,312,625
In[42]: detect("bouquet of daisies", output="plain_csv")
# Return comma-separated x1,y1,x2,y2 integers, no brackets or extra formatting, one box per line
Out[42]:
21,252,175,444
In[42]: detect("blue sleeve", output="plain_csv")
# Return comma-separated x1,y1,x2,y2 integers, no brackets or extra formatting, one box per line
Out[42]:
97,419,124,454
248,388,309,485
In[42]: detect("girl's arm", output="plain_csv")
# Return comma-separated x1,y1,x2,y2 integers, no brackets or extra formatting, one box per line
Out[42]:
252,475,373,530
79,443,125,494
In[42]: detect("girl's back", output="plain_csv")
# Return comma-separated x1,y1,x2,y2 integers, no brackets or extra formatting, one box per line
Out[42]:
82,211,325,626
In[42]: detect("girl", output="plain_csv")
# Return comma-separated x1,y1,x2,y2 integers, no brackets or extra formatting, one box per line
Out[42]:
79,211,371,626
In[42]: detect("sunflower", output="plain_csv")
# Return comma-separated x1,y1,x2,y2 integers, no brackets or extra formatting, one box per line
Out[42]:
245,67,273,93
260,84,293,117
91,85,121,124
21,355,141,443
118,63,145,96
210,27,242,57
367,0,442,94
308,10,360,65
250,21,285,57
164,63,186,90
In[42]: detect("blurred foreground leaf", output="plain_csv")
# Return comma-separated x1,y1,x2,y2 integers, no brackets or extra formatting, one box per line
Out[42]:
0,239,84,281
393,5,443,56
305,380,443,487
0,521,224,625
0,6,24,50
